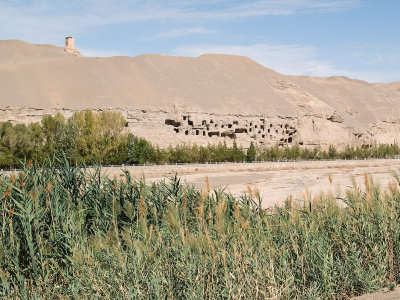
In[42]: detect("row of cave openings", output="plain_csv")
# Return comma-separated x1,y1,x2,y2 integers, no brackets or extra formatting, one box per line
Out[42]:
165,115,297,145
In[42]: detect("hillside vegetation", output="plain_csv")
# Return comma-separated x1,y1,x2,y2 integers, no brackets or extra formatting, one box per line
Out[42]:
1,158,400,298
1,111,400,168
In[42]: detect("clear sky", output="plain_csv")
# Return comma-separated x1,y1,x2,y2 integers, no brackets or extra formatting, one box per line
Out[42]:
1,0,399,83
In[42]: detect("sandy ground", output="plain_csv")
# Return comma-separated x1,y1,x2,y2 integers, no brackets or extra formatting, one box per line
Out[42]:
352,286,400,300
106,159,400,208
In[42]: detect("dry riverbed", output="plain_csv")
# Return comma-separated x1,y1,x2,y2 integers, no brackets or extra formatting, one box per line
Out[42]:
106,159,400,208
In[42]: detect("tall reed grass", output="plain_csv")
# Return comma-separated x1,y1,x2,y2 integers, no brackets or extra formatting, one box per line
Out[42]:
1,157,400,299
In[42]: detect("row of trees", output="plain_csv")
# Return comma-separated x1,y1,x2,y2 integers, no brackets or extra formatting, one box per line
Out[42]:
0,110,399,168
0,111,128,167
135,142,400,164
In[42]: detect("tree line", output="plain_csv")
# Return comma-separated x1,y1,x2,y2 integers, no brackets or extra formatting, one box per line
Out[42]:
0,110,399,168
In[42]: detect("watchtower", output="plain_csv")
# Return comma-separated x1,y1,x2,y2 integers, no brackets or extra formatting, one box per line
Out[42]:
64,36,81,56
65,36,75,50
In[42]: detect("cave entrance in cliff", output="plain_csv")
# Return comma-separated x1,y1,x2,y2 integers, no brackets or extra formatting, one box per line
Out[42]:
208,132,220,137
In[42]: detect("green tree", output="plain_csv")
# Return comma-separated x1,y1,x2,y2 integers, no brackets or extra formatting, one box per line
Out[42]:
67,110,128,165
28,122,45,163
328,144,337,159
128,136,155,164
246,141,256,162
199,145,211,163
212,141,230,162
230,140,245,162
0,122,15,166
41,113,67,156
98,111,128,164
68,110,99,164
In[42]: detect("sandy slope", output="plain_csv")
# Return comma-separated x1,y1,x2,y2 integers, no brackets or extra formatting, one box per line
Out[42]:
379,82,400,93
0,40,399,127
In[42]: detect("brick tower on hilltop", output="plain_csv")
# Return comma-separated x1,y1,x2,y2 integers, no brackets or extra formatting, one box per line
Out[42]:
64,36,81,56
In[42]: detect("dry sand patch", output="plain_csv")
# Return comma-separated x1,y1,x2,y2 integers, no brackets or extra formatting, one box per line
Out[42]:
352,285,400,300
106,159,400,208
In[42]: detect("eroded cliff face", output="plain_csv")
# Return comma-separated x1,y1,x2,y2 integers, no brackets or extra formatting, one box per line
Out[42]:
1,40,400,150
1,107,399,150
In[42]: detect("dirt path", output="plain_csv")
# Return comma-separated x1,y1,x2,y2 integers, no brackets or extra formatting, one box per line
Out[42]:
105,159,400,208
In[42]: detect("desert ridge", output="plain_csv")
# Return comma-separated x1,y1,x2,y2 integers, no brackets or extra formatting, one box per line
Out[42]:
0,39,399,149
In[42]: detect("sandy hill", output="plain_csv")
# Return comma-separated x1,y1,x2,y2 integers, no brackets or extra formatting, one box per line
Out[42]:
0,39,399,148
1,40,399,119
379,82,400,93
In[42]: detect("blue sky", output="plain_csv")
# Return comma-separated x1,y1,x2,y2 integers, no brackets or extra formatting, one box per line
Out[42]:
0,0,399,82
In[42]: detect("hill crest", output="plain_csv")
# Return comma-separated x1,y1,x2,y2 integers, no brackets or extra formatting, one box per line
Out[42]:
0,39,399,149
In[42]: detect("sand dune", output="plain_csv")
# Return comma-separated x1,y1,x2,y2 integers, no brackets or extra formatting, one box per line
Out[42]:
0,40,399,120
380,82,400,93
1,39,399,148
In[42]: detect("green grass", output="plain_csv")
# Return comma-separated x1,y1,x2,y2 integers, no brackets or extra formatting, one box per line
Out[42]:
1,157,400,299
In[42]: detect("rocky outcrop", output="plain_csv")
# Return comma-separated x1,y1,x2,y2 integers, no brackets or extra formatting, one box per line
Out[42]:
0,107,397,150
327,111,344,123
